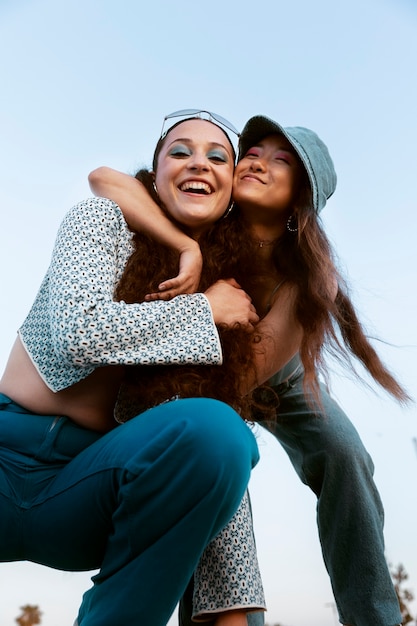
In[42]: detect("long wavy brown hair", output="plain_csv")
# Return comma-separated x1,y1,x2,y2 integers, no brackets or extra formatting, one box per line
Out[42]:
206,165,410,405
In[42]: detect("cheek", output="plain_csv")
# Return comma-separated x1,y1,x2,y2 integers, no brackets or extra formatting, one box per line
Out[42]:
288,173,299,201
233,162,243,179
155,166,174,200
220,164,234,187
223,177,233,198
215,174,233,204
232,170,243,196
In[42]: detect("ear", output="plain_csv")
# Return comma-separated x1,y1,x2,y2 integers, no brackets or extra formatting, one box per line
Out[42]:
150,173,159,197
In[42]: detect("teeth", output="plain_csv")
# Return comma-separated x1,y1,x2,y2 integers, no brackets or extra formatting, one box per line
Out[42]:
180,181,212,194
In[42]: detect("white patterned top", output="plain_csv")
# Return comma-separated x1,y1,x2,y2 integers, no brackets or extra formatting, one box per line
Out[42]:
193,491,266,620
18,198,222,391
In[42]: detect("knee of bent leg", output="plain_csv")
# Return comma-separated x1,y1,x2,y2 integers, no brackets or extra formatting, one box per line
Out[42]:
174,398,259,476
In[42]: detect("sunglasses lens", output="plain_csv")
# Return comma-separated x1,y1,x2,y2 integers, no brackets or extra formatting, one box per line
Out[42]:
160,109,239,141
208,113,240,136
165,109,199,120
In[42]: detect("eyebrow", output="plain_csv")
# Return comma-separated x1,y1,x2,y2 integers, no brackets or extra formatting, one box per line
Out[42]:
250,142,296,158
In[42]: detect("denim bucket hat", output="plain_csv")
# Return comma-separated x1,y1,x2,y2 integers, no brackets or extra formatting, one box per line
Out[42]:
239,115,337,213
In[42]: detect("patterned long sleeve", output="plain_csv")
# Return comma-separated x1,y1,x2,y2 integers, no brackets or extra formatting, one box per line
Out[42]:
19,198,222,391
192,491,266,621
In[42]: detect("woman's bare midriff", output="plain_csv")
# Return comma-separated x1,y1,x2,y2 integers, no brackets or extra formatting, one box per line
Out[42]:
0,337,124,432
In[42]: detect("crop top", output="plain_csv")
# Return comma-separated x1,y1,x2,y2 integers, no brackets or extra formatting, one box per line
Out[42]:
18,198,222,392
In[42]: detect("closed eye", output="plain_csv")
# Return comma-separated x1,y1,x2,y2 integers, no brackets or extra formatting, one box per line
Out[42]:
274,150,294,165
244,148,261,158
208,150,229,163
168,145,192,158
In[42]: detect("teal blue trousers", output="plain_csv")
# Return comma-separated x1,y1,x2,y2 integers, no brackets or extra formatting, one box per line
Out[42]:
0,393,258,626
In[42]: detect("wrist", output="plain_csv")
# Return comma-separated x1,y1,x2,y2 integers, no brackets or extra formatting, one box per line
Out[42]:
177,237,200,254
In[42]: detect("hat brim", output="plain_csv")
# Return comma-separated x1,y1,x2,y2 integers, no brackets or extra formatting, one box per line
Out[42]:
239,116,291,160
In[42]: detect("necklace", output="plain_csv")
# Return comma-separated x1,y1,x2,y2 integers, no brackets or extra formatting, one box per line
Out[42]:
254,237,279,248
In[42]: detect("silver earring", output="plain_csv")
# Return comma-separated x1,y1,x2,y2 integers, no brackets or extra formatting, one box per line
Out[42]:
222,201,235,219
286,214,298,232
152,181,159,197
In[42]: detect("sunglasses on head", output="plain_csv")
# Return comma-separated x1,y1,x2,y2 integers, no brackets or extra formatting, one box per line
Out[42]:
160,109,240,145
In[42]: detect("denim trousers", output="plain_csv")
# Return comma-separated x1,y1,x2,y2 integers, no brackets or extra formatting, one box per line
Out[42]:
266,373,401,626
180,370,401,626
0,393,259,626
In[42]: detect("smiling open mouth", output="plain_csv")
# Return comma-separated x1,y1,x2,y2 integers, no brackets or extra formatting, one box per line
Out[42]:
180,181,212,195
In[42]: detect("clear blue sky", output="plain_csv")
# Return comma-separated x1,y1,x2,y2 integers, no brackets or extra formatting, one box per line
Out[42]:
1,1,416,624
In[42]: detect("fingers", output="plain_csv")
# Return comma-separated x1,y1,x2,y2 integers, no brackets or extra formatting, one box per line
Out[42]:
144,272,199,301
158,277,182,291
144,292,173,301
221,277,241,289
250,307,260,325
242,307,260,332
158,273,198,292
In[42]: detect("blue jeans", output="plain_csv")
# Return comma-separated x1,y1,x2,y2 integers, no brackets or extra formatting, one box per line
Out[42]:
264,371,401,626
0,393,258,626
180,368,401,626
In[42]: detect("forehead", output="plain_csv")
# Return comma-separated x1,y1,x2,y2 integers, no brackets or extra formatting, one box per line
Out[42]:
163,119,234,153
254,133,295,152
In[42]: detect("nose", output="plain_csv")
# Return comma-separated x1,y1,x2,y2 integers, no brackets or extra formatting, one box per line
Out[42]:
249,157,266,172
187,151,210,171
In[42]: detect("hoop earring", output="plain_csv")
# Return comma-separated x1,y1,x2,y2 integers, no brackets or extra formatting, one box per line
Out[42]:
152,180,159,197
286,214,298,233
222,201,235,219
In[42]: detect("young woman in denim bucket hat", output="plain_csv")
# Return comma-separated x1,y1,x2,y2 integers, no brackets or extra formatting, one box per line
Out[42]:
177,118,407,626
90,114,409,626
228,116,408,626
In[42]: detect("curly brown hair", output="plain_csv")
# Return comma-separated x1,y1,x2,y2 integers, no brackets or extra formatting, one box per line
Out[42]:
114,169,274,423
